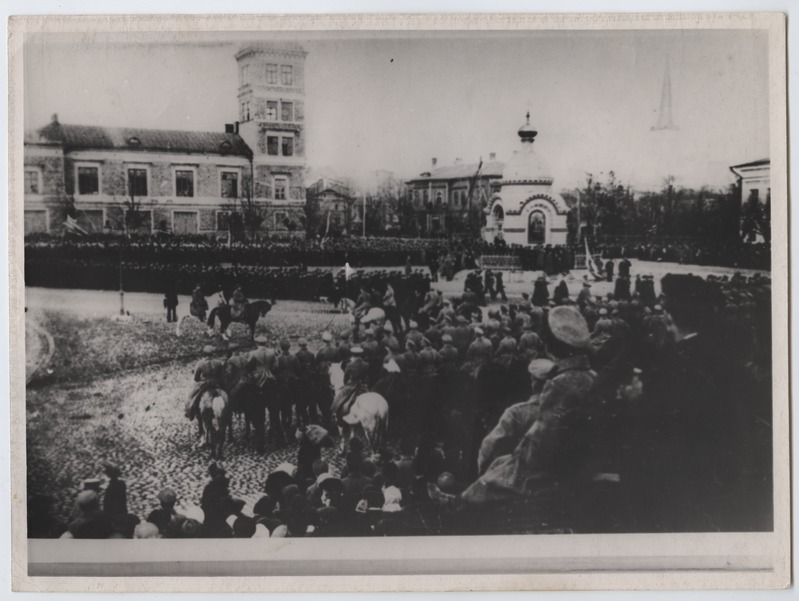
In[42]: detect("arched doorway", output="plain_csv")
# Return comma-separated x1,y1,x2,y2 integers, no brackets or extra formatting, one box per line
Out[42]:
528,210,546,244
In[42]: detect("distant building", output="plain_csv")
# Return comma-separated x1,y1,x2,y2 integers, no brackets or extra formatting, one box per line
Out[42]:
406,156,503,237
483,114,570,247
23,42,308,238
306,177,354,235
730,158,770,243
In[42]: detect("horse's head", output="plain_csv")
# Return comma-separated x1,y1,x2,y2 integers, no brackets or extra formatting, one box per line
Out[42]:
259,301,273,317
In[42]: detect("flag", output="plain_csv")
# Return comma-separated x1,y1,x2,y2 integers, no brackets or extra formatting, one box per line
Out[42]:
584,238,604,282
64,215,87,236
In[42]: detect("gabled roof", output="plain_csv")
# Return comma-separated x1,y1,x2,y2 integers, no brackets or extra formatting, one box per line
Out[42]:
32,121,253,158
408,160,505,183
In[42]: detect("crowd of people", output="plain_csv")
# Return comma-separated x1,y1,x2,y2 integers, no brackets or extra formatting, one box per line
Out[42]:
594,238,771,270
33,262,773,537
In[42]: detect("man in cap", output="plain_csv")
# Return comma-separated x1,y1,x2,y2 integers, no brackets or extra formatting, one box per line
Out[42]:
462,306,596,504
190,283,209,322
532,275,550,307
331,346,369,420
185,350,226,423
230,285,247,320
294,338,317,425
605,257,615,283
66,490,114,539
336,329,352,363
577,280,592,310
474,358,556,476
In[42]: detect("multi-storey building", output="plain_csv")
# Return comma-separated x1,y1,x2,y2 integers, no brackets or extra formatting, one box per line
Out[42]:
23,42,307,238
405,155,504,237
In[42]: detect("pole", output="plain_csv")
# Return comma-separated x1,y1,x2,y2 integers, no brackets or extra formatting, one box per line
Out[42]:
362,196,366,238
119,243,125,316
576,190,582,244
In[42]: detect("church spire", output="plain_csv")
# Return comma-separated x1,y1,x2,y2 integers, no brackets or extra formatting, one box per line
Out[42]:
652,58,678,131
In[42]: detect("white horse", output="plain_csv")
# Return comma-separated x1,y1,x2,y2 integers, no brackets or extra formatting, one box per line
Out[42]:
329,362,389,454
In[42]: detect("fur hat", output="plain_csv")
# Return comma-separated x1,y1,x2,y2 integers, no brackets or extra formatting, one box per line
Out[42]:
548,306,590,349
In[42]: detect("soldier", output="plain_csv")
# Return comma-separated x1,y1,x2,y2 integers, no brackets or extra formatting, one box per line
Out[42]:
331,347,370,420
619,256,632,279
230,285,247,320
275,338,299,434
605,258,615,283
315,332,340,433
295,338,317,425
592,307,613,338
405,320,425,350
190,284,209,322
495,271,507,302
577,280,592,310
484,269,497,301
185,351,226,426
336,329,352,364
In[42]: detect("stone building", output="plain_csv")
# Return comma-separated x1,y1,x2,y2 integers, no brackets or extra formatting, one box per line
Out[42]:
483,114,570,247
405,156,504,237
306,177,354,235
729,158,770,243
23,42,308,237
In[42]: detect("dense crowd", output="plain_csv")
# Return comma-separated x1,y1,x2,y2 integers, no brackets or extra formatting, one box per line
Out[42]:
32,266,773,538
595,239,771,270
25,235,769,285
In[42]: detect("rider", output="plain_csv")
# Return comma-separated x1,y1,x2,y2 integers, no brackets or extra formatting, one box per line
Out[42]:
230,285,247,320
190,284,208,322
331,346,369,420
185,352,226,422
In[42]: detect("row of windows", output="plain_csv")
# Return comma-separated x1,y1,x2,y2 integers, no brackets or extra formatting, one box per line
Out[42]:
24,208,297,235
412,188,471,208
56,165,290,200
240,63,294,87
240,99,295,123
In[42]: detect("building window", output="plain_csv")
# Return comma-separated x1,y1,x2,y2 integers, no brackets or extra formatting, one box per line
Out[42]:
266,101,278,120
422,189,429,204
267,135,279,156
77,166,100,195
127,168,148,197
125,210,152,233
173,211,198,235
77,209,104,232
240,102,246,121
221,171,239,198
266,63,278,84
435,191,443,209
281,101,293,122
280,65,293,86
281,136,294,157
217,210,233,231
175,169,194,197
24,210,48,234
240,63,249,85
274,176,288,200
24,168,41,194
274,211,287,229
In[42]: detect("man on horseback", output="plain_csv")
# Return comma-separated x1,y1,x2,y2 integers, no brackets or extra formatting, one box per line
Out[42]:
190,284,208,322
185,352,227,426
331,346,369,420
230,285,247,320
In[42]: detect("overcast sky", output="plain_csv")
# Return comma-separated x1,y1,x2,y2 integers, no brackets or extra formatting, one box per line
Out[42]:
23,29,770,192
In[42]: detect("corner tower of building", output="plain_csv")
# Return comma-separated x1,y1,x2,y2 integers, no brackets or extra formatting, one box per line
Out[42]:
236,42,307,234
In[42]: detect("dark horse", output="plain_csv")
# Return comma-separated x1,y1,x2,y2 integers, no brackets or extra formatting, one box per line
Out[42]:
207,300,273,341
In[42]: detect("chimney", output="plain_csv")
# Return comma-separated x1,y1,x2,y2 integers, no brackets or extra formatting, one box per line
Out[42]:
234,121,240,134
431,157,438,168
454,158,462,164
225,123,235,134
51,113,59,125
489,152,496,161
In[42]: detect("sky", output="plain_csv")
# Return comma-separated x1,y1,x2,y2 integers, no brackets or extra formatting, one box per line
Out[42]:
23,29,770,192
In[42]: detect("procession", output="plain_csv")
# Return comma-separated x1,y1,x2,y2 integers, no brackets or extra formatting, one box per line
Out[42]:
22,31,775,543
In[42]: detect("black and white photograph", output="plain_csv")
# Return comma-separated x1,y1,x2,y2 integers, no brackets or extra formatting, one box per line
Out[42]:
9,12,789,591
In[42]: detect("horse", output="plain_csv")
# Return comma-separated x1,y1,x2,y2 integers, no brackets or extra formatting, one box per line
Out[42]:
329,362,389,454
197,388,230,460
206,299,273,341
